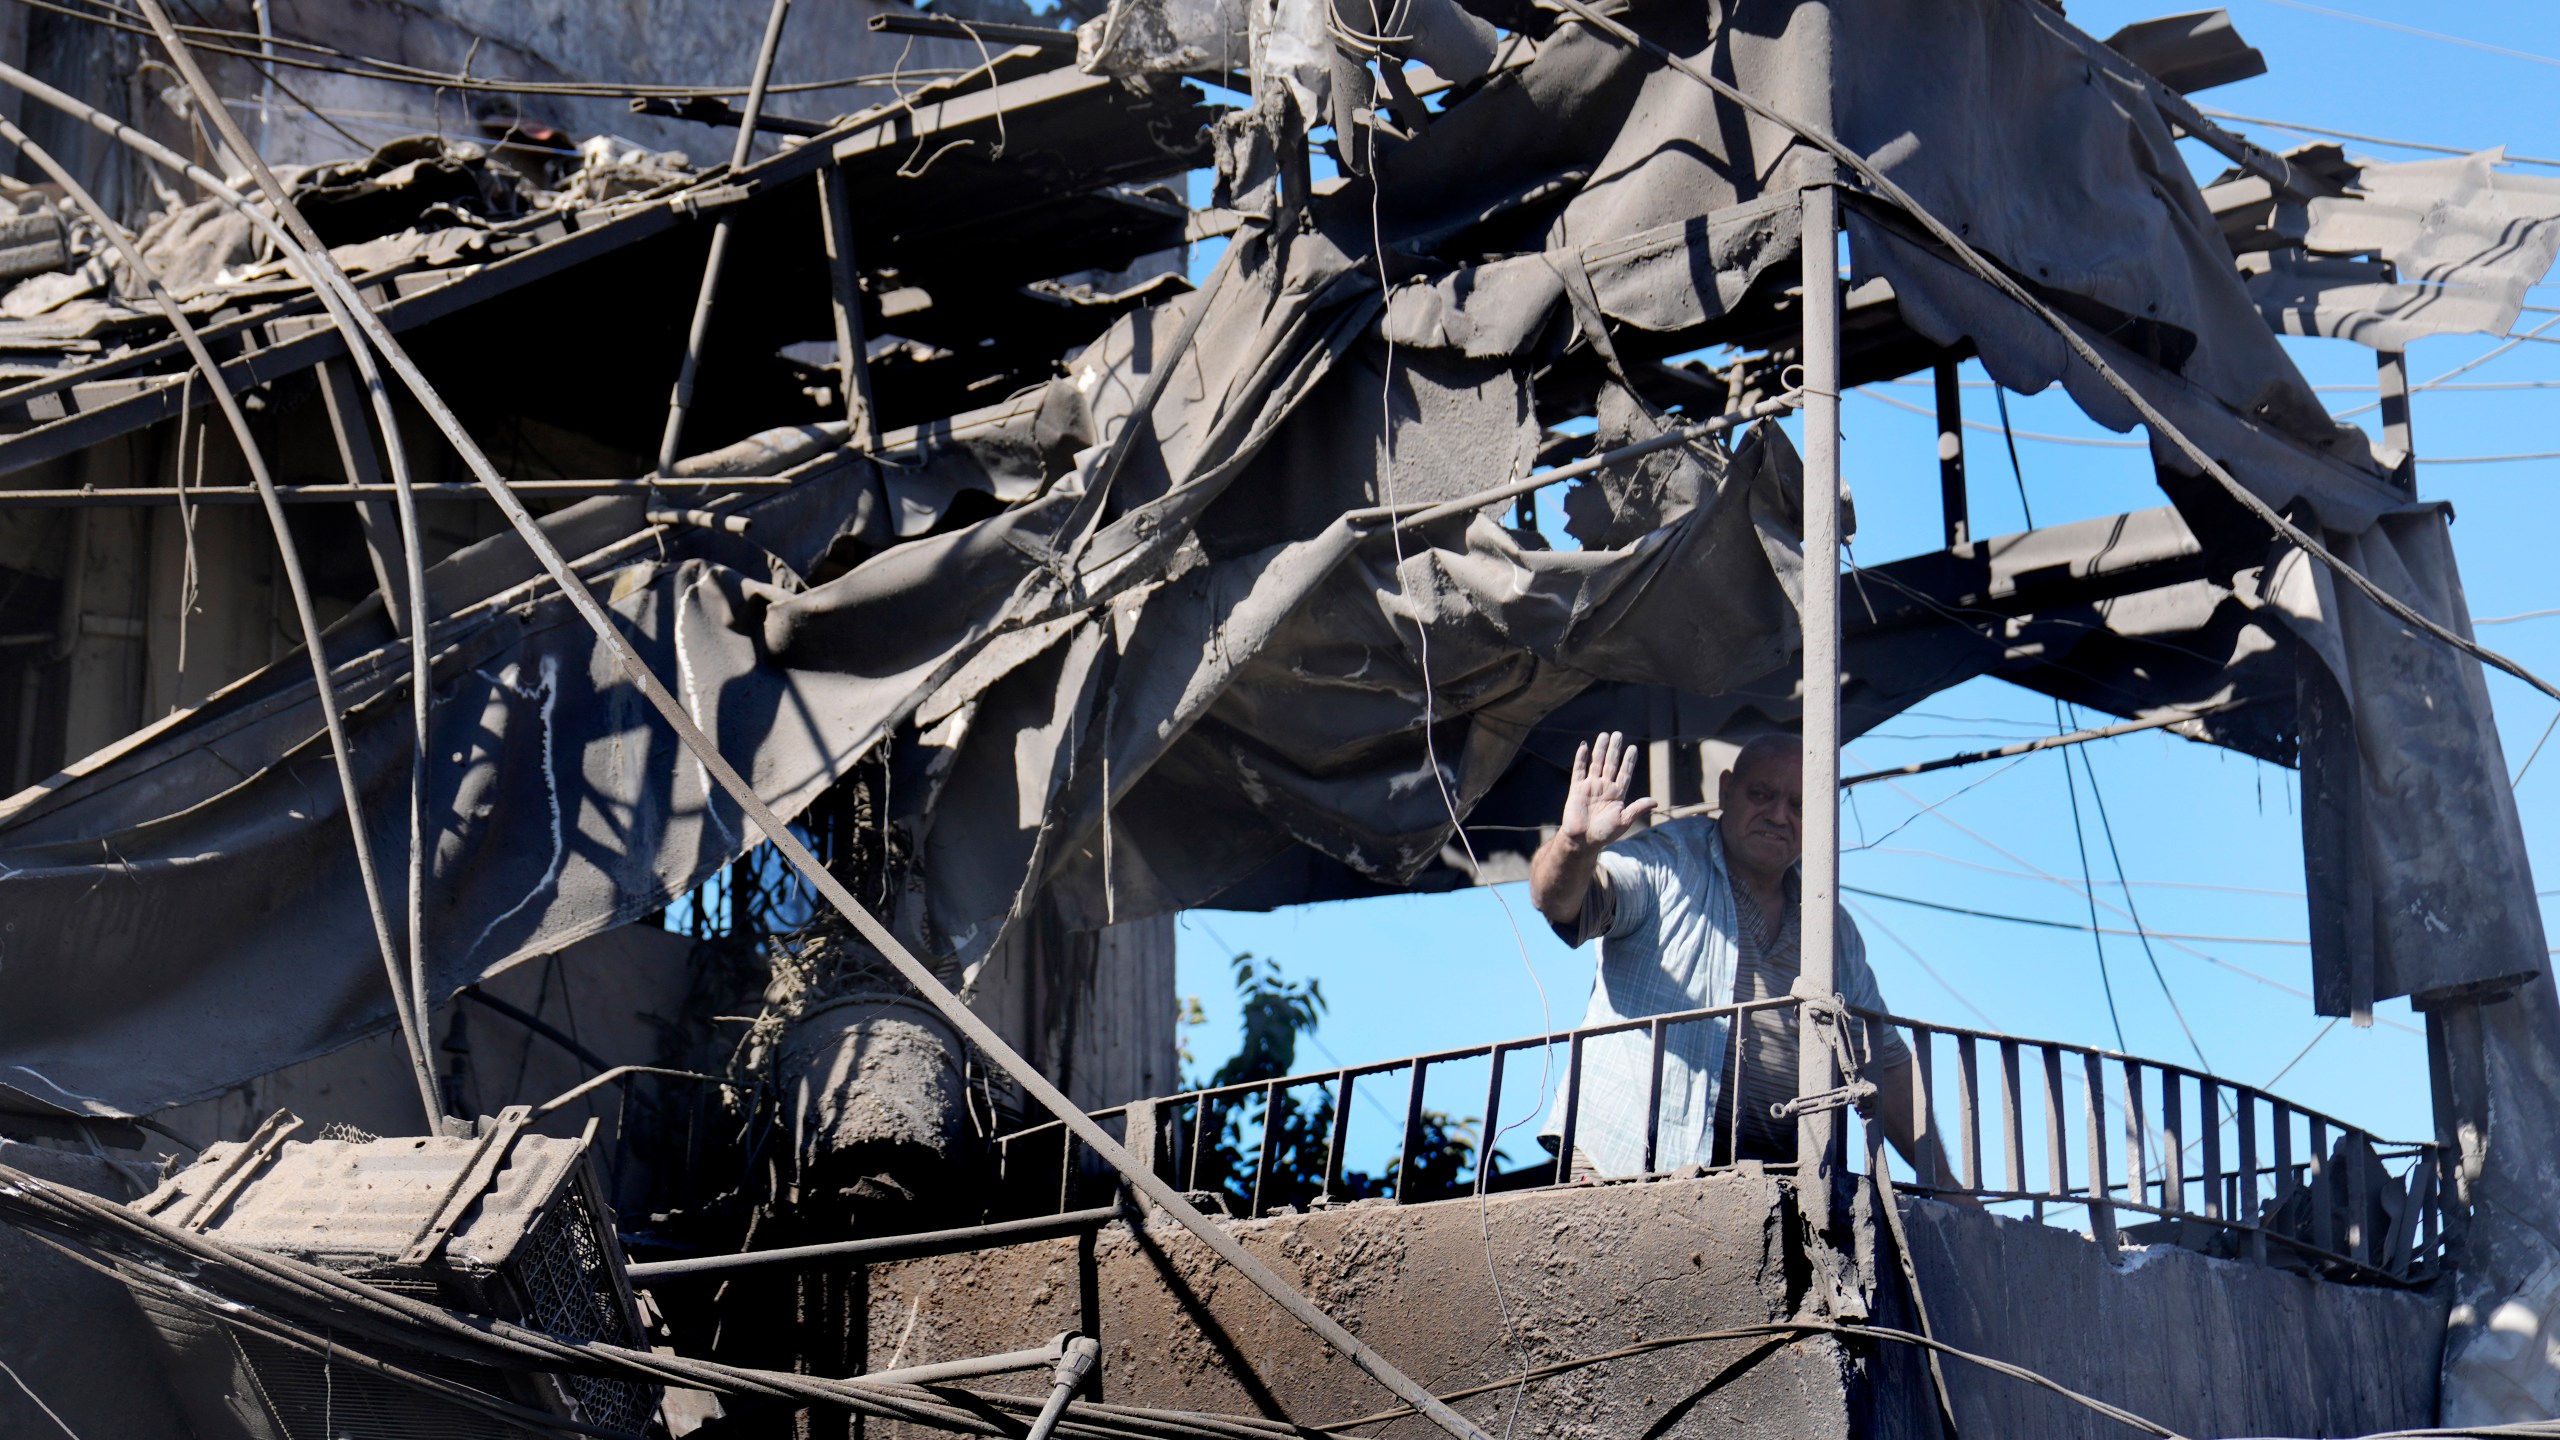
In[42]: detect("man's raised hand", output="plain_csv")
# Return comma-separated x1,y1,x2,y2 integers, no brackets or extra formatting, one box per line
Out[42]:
1559,730,1656,852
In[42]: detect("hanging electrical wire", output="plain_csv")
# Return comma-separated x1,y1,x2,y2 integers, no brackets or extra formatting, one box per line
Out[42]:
2512,709,2560,789
1842,897,2003,1027
2332,314,2560,418
1842,885,2309,947
2250,0,2560,73
1993,386,2035,527
1864,844,2309,898
2196,105,2560,169
2053,700,2130,1050
1867,383,2560,464
1858,385,2146,448
2069,716,2213,1068
1895,791,2427,1037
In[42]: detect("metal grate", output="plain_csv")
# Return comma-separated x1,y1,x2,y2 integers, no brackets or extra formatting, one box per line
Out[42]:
230,1329,541,1440
513,1196,656,1432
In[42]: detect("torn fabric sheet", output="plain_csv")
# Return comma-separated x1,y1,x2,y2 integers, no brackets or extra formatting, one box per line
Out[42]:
2270,505,2549,1011
0,465,880,1121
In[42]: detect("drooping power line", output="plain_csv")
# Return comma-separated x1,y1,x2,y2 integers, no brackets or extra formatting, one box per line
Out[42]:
2250,0,2560,74
2198,104,2560,170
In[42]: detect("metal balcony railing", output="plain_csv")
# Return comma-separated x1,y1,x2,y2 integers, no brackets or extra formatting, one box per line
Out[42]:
992,1001,2451,1287
1859,1009,2449,1284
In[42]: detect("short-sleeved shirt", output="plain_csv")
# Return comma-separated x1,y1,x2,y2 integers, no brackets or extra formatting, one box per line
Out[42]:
1539,817,1907,1178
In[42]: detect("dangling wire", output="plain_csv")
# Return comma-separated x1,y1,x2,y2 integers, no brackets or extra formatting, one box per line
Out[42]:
1364,94,1544,1440
1992,385,2034,529
2055,700,2127,1052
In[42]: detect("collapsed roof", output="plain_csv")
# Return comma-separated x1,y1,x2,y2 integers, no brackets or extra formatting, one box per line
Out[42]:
0,0,2549,1125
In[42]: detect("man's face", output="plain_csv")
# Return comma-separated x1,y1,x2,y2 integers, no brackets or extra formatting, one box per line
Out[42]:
1718,748,1803,881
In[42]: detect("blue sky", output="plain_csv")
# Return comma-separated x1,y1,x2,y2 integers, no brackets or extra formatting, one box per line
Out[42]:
1171,0,2560,1172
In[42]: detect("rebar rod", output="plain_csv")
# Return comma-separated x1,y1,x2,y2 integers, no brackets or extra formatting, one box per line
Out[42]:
626,1206,1124,1279
655,0,796,475
0,54,437,1102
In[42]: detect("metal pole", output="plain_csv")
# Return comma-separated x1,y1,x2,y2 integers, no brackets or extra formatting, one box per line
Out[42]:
2378,348,2415,489
819,158,879,448
1933,354,1967,548
1024,1337,1101,1440
626,1206,1125,1280
655,0,795,476
1795,176,1844,1185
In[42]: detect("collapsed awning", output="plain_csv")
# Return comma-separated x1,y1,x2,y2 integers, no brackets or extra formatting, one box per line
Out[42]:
0,0,2541,1120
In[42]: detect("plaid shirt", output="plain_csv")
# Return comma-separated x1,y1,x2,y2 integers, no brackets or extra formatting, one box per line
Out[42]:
1541,817,1901,1179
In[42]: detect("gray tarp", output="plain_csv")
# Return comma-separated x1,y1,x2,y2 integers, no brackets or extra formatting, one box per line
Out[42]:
0,0,2537,1143
2275,508,2549,1014
0,469,879,1120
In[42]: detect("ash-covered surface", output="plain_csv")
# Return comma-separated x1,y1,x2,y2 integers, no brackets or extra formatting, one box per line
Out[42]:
861,1169,1846,1439
859,1170,2451,1439
1877,1199,2445,1439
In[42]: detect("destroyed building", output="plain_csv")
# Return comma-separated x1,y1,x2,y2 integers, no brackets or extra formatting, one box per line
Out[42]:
0,0,2556,1436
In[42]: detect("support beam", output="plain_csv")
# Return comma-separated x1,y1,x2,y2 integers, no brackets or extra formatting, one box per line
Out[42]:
2377,348,2415,489
316,359,408,636
1796,177,1844,1186
655,0,796,475
819,158,880,447
1934,355,1968,548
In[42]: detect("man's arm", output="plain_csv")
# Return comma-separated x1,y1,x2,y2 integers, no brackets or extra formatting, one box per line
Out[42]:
1530,731,1656,936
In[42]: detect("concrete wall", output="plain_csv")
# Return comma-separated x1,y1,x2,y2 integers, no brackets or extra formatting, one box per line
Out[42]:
846,1175,2449,1439
846,1171,1855,1440
1879,1199,2446,1439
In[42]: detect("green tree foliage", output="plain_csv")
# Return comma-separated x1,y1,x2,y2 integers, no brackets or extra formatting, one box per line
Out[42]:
1177,954,1496,1214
